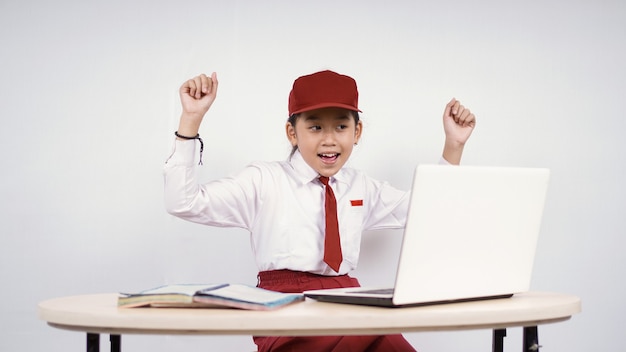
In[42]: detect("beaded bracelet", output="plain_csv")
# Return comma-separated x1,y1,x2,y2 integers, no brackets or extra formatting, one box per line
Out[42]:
175,131,204,165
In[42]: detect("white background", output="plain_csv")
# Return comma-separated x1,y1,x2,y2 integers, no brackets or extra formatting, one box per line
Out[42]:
1,0,624,351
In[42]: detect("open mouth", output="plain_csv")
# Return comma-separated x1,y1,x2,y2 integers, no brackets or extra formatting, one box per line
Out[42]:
318,153,340,163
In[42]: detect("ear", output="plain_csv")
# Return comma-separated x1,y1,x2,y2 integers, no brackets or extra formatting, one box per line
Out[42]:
285,122,297,146
354,120,363,144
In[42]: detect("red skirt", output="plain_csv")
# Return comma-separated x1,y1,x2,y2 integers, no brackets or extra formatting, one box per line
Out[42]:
254,270,416,352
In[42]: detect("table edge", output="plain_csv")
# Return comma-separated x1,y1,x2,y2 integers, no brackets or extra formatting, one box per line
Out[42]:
47,316,573,336
39,291,581,336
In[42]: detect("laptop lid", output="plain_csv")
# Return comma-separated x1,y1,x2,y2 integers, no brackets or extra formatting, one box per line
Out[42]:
305,165,550,307
392,164,550,305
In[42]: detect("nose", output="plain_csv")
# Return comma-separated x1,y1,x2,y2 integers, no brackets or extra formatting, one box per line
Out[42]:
321,130,337,145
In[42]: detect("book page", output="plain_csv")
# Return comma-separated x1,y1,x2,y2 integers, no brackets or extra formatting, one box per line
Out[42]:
131,284,227,296
201,284,300,304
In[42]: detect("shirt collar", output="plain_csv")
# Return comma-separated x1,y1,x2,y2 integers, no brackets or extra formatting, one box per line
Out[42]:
288,150,349,186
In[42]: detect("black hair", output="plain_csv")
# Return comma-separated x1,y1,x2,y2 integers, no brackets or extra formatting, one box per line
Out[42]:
287,110,361,159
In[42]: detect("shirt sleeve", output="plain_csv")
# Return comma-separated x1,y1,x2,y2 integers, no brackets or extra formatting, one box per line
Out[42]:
362,157,450,230
439,156,452,165
163,139,261,229
361,177,410,231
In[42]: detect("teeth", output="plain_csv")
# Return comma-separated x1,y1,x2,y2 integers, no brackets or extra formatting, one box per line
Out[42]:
320,153,337,157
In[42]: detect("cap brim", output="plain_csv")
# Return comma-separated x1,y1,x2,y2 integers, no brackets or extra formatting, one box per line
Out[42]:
290,102,362,116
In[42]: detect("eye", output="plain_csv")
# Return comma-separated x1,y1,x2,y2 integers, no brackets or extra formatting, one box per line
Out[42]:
337,124,348,130
308,125,322,131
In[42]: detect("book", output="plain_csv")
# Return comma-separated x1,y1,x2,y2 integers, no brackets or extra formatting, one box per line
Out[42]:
117,283,304,311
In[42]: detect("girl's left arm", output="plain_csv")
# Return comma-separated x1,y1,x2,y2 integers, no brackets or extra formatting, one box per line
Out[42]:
441,98,476,165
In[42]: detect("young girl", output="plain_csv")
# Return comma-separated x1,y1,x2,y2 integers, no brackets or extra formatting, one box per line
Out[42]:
164,70,476,352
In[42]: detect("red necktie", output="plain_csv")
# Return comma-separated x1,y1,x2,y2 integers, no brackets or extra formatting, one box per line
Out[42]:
319,176,342,272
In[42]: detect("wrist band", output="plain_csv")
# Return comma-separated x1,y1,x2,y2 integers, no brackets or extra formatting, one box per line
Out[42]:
175,131,204,165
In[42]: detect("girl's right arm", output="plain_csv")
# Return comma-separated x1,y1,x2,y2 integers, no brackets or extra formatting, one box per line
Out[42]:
176,72,219,137
165,73,221,222
165,72,261,230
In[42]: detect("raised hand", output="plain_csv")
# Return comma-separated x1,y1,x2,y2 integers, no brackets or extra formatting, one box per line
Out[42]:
441,98,476,165
177,72,219,137
443,98,476,146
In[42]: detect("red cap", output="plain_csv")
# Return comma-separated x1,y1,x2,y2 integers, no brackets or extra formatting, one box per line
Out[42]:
288,70,361,116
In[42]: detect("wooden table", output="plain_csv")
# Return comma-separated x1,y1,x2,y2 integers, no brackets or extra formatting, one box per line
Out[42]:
38,291,581,352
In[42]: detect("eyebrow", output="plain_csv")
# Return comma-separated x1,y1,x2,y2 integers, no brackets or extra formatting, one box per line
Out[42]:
303,114,351,122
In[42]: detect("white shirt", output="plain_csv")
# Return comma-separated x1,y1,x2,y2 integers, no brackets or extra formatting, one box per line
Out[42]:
163,139,413,275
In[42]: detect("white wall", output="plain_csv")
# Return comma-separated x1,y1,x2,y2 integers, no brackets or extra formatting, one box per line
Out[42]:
1,0,624,351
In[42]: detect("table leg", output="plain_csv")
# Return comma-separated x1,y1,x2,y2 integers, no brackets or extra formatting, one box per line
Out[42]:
523,326,541,351
87,333,99,352
110,335,121,352
492,328,506,352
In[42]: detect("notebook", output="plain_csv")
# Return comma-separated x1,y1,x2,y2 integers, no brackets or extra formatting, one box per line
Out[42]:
304,164,550,307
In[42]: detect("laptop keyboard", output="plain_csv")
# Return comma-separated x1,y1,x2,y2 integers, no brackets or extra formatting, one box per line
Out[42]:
354,288,394,295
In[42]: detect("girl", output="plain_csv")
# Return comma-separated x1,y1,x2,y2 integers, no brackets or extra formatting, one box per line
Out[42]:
164,70,476,351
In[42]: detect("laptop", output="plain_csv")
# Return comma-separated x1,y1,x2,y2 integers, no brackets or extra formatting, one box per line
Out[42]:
304,164,550,307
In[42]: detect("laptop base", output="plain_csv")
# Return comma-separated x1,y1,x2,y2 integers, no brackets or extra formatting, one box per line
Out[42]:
304,293,514,308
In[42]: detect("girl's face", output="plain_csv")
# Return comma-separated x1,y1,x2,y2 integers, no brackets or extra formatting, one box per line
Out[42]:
286,107,362,177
